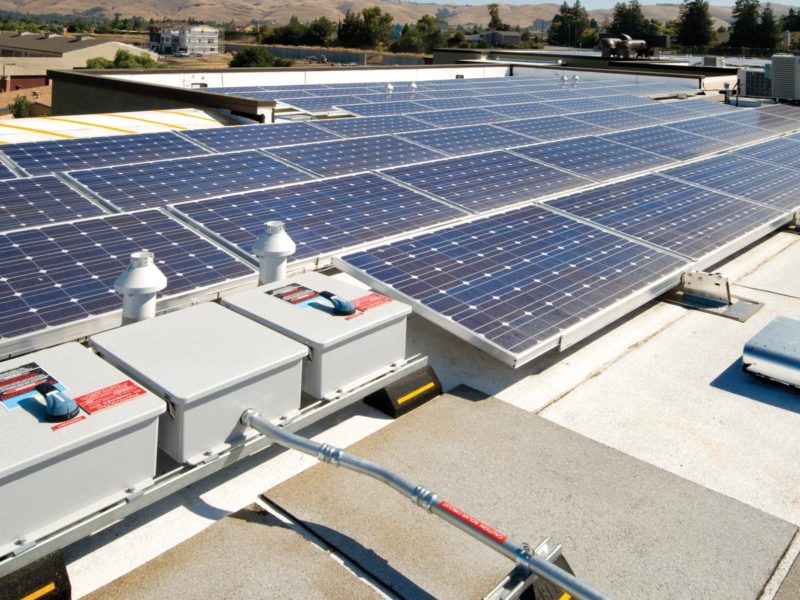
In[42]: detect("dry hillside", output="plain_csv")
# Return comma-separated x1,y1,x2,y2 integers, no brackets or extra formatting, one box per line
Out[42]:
0,0,792,29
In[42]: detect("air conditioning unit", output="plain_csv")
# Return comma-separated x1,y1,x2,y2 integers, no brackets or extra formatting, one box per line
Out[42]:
703,56,724,67
737,67,772,98
770,54,800,100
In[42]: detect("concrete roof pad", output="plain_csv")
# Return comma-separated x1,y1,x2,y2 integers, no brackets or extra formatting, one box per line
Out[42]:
266,388,796,599
81,504,382,600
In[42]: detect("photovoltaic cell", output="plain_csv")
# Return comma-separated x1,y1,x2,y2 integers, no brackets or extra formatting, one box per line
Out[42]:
492,116,610,142
590,94,656,108
280,96,367,113
2,132,209,177
409,108,510,128
312,115,428,138
0,162,16,181
546,174,783,259
757,104,800,121
601,126,731,160
398,124,535,156
529,89,586,101
678,101,745,116
411,97,486,111
352,92,433,103
660,154,800,211
383,151,592,213
0,210,254,344
267,135,444,177
69,151,313,211
718,110,800,133
734,137,800,170
513,137,673,181
0,176,106,231
568,109,660,131
171,173,465,262
477,93,546,105
336,101,425,116
541,98,617,113
486,103,567,120
666,116,772,145
183,122,340,152
337,204,688,364
624,103,702,123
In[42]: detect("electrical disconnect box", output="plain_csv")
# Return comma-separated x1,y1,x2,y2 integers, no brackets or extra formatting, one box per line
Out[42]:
743,316,800,389
223,272,412,399
90,303,307,464
0,343,164,557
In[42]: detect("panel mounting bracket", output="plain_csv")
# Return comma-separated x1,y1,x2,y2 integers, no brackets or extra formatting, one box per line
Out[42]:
661,271,763,322
484,537,562,600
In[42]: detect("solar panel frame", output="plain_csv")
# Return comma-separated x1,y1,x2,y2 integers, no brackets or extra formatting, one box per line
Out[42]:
67,150,314,211
665,116,773,146
182,122,342,152
485,102,567,120
397,124,536,156
335,101,425,116
601,125,733,161
0,209,256,357
734,137,800,170
0,176,107,232
408,108,511,128
334,203,689,367
491,116,611,142
566,108,661,131
311,115,430,138
169,172,468,267
717,110,800,133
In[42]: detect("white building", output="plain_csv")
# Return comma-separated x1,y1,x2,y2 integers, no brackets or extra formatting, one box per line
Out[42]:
149,23,219,56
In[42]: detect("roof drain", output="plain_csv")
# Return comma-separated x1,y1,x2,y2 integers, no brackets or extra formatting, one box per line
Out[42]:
252,220,296,285
241,409,609,600
114,251,167,325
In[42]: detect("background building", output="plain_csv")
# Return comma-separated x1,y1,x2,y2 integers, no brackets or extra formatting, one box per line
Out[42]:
149,23,220,56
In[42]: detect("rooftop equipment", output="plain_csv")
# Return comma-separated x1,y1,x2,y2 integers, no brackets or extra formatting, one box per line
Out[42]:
114,251,167,325
771,54,800,101
743,316,800,388
0,343,164,557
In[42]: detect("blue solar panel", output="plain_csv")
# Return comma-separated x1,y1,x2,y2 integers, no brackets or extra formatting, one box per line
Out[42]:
336,101,424,116
398,125,535,156
718,110,800,133
409,108,510,128
660,154,800,212
678,101,746,116
411,97,486,111
734,137,800,169
69,151,313,211
0,210,254,346
312,115,428,138
542,98,617,113
601,126,732,160
1,132,209,177
353,92,433,103
280,96,367,113
567,108,660,131
588,94,656,108
478,92,546,105
171,173,465,262
382,151,592,213
268,135,444,177
486,103,566,120
624,103,702,123
493,116,610,142
183,122,340,152
666,116,772,145
757,104,800,121
513,137,673,181
419,89,480,99
546,174,783,259
337,203,688,365
529,89,586,101
0,161,17,180
0,176,106,231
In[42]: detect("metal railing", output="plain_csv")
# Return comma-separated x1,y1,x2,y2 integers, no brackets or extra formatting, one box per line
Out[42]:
241,409,609,600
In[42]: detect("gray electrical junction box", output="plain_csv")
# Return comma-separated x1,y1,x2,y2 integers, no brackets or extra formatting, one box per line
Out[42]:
223,272,411,399
743,315,800,389
0,343,164,557
90,303,307,464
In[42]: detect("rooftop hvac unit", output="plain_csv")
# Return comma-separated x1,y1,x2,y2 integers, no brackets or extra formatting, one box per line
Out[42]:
770,54,800,100
737,67,772,98
703,56,724,67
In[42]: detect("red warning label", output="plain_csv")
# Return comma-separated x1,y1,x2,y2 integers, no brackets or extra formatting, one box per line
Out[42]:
438,501,508,544
75,380,146,414
51,415,87,431
352,293,392,312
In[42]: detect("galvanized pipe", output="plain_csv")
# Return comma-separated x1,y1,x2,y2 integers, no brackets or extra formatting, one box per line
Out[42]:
241,409,608,600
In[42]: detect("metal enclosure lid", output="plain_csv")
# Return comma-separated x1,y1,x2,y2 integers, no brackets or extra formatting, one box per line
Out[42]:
89,303,307,406
0,342,165,480
221,272,412,350
746,316,800,356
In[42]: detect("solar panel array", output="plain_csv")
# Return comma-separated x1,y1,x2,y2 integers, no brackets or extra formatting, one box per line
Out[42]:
2,70,800,366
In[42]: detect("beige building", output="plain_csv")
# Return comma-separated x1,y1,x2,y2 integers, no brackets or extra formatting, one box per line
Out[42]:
0,32,157,91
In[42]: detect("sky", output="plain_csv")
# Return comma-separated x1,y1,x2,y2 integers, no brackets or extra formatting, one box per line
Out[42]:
418,0,800,8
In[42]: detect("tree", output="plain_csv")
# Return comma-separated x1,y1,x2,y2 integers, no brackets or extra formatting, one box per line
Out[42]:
447,30,468,47
267,16,307,45
729,0,761,48
548,1,592,47
783,8,800,32
338,7,393,49
487,4,509,31
229,47,292,67
389,15,445,53
86,50,162,69
8,94,30,118
609,0,654,37
304,17,336,46
677,0,714,46
760,3,780,50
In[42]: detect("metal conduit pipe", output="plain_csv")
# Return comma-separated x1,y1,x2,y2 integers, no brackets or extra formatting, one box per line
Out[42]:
241,409,608,600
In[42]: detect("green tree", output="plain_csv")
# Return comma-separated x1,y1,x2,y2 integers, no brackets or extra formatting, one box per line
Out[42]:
610,0,653,37
729,0,761,48
783,8,800,31
337,7,393,49
447,30,468,47
8,94,30,118
304,17,336,46
390,15,445,53
229,47,292,67
677,0,714,46
760,3,780,50
549,1,592,47
86,50,162,69
487,3,509,31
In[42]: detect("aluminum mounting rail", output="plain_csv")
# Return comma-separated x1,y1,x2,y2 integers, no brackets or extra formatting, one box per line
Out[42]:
241,409,609,600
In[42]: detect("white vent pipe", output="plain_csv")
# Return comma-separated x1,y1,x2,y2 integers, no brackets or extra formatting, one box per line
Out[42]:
252,221,296,285
384,82,394,94
114,251,167,325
